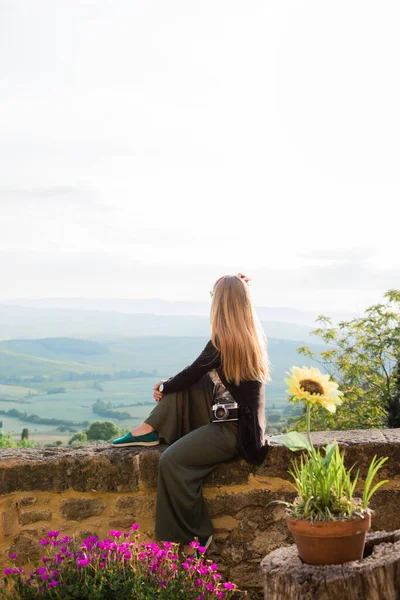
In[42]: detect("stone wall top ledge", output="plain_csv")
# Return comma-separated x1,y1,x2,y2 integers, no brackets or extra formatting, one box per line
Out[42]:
0,429,399,495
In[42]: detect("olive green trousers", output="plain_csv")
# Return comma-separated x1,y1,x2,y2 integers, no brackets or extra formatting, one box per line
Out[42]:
144,373,239,544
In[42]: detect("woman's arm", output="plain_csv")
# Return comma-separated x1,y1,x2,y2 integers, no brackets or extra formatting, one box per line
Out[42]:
161,340,221,394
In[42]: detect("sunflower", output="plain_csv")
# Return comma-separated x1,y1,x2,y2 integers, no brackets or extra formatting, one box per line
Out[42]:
285,366,344,413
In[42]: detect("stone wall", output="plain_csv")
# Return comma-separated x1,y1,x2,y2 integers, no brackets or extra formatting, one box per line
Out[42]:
1,429,400,599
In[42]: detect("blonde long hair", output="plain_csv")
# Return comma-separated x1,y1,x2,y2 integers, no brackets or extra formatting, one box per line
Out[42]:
210,274,271,386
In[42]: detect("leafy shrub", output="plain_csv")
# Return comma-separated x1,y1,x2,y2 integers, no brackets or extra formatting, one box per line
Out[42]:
86,420,121,441
1,525,238,599
0,433,36,448
67,432,87,446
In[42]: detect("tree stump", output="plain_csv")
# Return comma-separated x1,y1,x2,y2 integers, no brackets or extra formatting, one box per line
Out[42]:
261,530,400,600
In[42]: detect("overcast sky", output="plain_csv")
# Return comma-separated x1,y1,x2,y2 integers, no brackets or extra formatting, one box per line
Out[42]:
1,0,399,313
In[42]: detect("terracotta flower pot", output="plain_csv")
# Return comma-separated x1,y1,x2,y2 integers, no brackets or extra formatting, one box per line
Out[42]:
286,512,371,565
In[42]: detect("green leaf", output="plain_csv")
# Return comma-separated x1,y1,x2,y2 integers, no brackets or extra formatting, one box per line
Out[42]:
269,432,312,452
322,442,337,469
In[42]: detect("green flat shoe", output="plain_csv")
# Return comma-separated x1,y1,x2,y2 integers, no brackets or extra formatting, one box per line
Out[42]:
111,431,160,447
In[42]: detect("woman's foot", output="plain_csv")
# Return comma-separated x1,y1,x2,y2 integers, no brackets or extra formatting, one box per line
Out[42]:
111,431,160,447
131,423,154,436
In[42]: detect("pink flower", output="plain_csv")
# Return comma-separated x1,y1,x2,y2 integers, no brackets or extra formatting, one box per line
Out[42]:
109,530,122,538
197,545,207,554
216,592,225,599
223,582,235,590
78,558,89,567
10,553,16,560
46,531,60,539
131,523,139,531
189,540,200,549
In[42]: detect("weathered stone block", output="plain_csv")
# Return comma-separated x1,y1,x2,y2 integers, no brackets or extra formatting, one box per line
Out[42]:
212,516,238,534
20,529,39,537
220,541,247,566
108,517,138,529
229,526,254,543
138,448,163,489
205,458,251,486
234,506,267,531
206,487,292,520
60,498,105,521
229,559,264,588
17,496,37,507
9,533,42,567
251,529,289,557
204,493,227,518
19,510,52,526
115,496,139,511
2,509,18,536
114,494,156,521
0,446,140,493
370,490,400,530
253,445,294,479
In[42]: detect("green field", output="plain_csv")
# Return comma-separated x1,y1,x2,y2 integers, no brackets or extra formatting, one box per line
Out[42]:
0,335,324,444
0,378,160,443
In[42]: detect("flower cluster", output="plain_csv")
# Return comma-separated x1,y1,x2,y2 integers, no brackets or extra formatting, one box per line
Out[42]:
1,524,238,600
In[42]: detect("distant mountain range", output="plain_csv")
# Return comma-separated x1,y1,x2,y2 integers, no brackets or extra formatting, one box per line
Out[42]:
0,298,355,342
1,298,355,324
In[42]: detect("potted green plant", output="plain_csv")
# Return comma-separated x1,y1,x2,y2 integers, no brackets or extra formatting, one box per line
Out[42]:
270,366,388,566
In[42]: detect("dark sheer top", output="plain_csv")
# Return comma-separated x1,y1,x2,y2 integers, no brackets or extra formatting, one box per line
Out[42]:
162,339,269,465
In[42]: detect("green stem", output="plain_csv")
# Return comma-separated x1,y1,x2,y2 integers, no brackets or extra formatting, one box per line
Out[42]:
306,403,315,457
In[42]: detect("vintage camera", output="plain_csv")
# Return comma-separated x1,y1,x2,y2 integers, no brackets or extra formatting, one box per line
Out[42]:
211,402,239,422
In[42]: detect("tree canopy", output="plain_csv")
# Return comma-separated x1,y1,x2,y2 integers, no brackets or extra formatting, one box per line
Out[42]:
291,289,400,431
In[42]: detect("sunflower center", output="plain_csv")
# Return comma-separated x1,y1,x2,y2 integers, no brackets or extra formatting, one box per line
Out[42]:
299,379,324,396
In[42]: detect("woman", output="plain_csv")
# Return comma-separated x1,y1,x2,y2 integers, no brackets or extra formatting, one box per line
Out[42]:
111,273,271,554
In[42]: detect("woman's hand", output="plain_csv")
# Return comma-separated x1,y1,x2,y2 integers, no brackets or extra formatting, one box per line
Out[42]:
153,380,165,402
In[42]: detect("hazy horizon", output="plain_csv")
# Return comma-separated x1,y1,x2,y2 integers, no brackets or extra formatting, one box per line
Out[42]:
0,296,356,322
